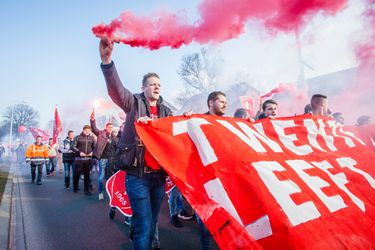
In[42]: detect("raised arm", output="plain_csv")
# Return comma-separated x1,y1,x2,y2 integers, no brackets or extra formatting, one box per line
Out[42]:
99,38,134,113
90,112,100,136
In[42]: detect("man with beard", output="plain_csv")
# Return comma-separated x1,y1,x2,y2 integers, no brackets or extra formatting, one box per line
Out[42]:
185,91,227,250
205,91,227,116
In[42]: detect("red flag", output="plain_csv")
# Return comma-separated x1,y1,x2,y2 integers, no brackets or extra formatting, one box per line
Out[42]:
53,106,62,144
136,114,375,249
29,127,49,142
106,171,176,216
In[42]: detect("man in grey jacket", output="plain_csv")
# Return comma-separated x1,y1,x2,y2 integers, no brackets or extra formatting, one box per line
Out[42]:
99,37,172,250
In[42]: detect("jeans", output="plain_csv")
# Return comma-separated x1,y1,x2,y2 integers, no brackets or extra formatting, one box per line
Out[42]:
168,187,184,217
74,159,92,192
125,172,165,250
31,164,43,182
98,159,108,193
46,157,57,174
63,162,74,188
196,215,211,250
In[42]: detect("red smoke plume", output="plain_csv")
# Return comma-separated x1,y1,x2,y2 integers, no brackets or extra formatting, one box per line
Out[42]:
93,0,347,50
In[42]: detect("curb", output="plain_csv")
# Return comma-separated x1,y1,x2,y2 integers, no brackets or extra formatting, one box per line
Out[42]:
0,166,14,250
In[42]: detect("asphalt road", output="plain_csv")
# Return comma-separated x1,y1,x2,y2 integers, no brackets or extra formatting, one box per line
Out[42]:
10,163,218,250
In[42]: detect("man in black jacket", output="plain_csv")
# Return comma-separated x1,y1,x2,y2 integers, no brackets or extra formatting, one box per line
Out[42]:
59,130,75,190
71,125,96,195
99,37,172,250
90,111,114,200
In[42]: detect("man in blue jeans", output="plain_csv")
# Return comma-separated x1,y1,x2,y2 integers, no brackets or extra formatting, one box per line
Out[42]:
99,37,173,250
59,130,75,190
90,111,114,200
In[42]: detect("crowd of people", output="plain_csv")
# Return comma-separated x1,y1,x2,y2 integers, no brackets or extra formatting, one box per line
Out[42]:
15,37,373,250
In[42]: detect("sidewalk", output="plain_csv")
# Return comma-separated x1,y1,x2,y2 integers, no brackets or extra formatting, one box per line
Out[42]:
4,163,208,249
0,163,13,250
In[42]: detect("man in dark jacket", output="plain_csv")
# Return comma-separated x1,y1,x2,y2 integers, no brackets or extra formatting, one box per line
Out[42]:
59,130,75,190
90,111,114,200
71,125,96,195
99,37,173,250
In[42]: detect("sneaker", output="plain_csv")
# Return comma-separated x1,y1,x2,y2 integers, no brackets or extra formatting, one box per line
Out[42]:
124,216,131,226
66,187,70,190
109,208,116,220
170,215,183,228
37,181,42,185
85,191,92,196
81,175,84,180
178,210,193,220
31,180,35,184
98,193,104,200
46,173,50,177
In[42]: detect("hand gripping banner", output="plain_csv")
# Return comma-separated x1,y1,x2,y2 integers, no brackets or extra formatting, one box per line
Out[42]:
135,114,375,249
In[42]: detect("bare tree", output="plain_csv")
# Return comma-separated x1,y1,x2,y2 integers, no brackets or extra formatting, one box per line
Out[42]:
176,48,220,105
2,103,40,136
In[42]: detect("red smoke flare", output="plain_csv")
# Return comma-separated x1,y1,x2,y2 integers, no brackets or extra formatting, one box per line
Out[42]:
92,0,347,50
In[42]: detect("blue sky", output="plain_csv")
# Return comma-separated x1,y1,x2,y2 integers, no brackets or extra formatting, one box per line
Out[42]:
0,0,366,131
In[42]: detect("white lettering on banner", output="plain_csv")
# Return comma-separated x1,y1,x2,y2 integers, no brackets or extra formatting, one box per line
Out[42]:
271,120,313,155
339,125,365,145
303,119,337,152
204,178,272,240
252,161,321,226
173,118,217,166
336,157,375,189
286,160,347,212
327,121,356,148
216,120,282,153
311,160,365,212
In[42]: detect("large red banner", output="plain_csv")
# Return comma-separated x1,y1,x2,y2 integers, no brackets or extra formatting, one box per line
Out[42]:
135,114,375,249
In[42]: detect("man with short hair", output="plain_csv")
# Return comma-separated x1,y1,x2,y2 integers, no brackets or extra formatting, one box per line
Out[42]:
25,136,49,185
310,94,329,117
72,125,96,195
59,131,75,190
258,99,278,120
90,111,114,200
99,37,173,249
206,91,227,116
194,91,228,250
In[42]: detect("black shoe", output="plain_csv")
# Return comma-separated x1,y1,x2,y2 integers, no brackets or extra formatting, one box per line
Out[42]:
37,181,42,185
128,227,134,241
152,247,161,250
109,208,116,220
31,180,35,184
85,191,92,196
178,210,193,220
170,215,183,228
